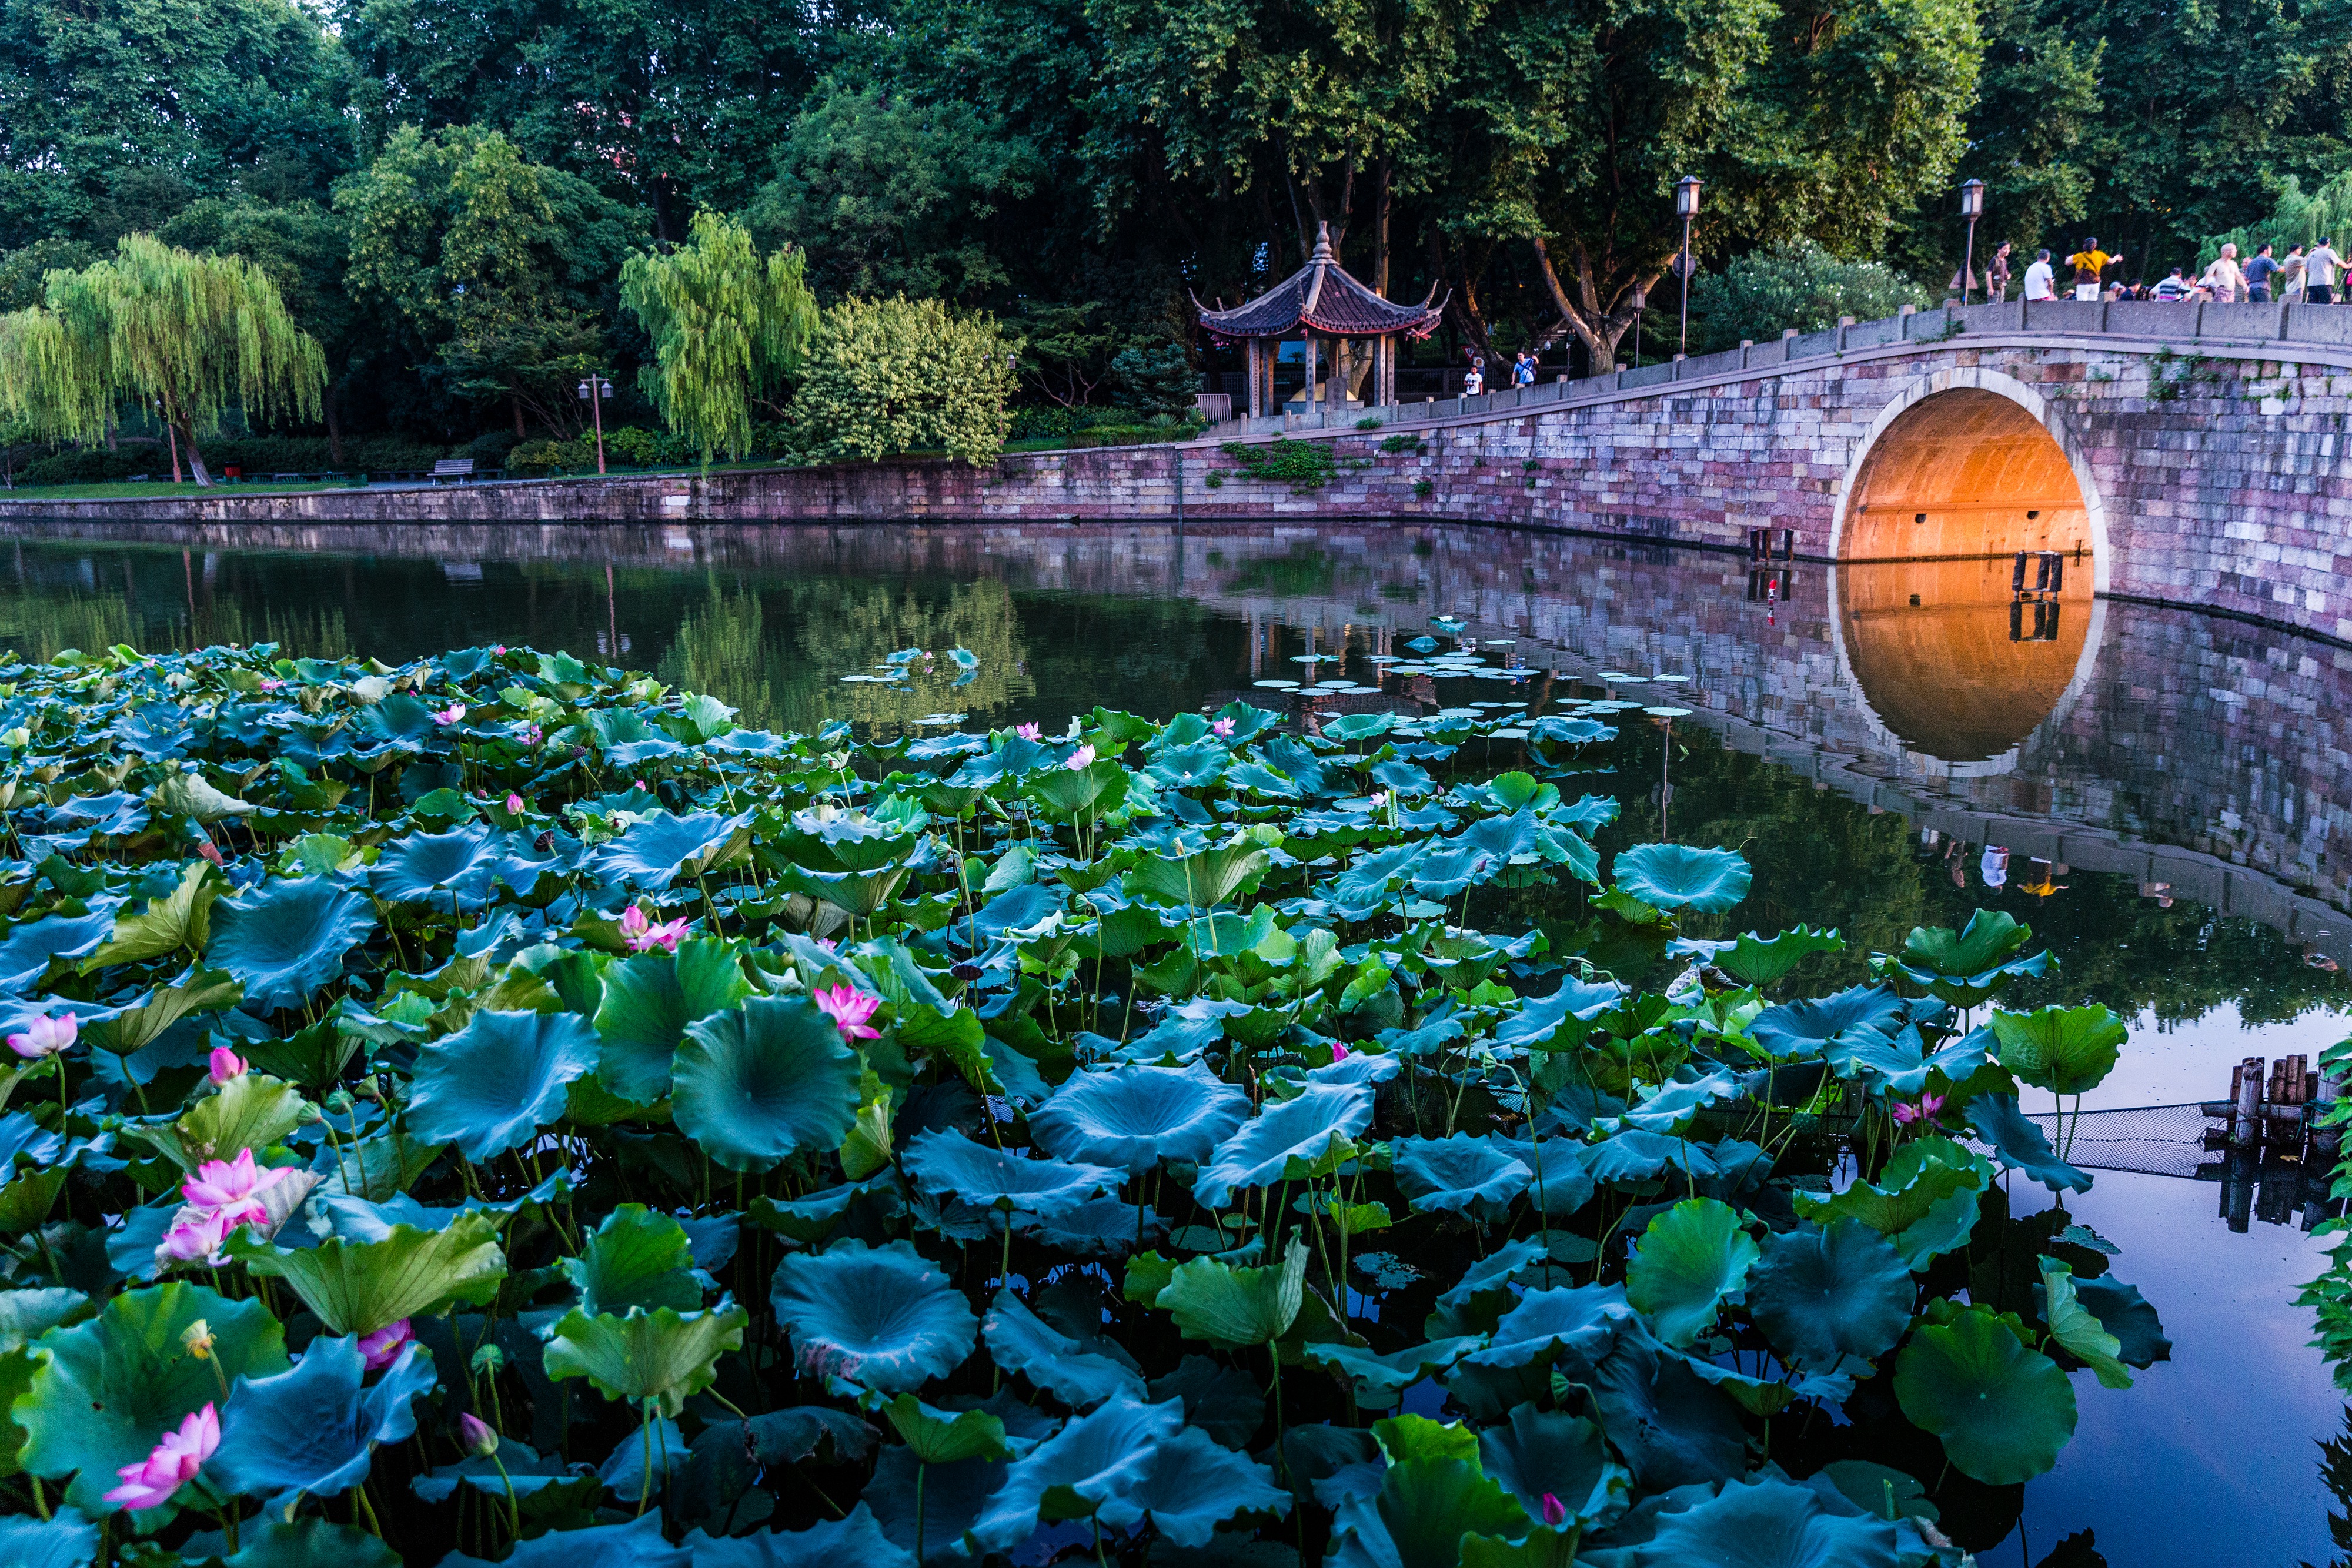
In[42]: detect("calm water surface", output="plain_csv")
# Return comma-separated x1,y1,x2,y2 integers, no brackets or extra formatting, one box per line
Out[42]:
5,518,2349,1564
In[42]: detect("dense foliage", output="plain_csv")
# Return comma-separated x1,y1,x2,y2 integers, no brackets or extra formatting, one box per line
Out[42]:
1689,243,1936,355
8,0,2352,467
0,637,2168,1564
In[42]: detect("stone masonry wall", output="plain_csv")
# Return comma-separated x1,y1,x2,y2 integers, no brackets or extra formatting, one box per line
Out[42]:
6,336,2351,643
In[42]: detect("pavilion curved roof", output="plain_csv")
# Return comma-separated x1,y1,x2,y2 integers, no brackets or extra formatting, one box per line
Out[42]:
1195,223,1445,339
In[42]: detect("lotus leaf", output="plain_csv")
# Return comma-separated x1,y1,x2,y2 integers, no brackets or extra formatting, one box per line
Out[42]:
1345,1450,1529,1568
771,1240,977,1392
672,996,863,1172
1826,1023,1990,1096
205,878,376,1011
1611,843,1751,914
1703,926,1845,989
593,810,751,888
220,1519,403,1568
1587,1336,1746,1491
567,1203,703,1316
903,1127,1121,1217
1127,1423,1289,1546
882,1395,1014,1465
1125,841,1273,909
1896,911,2048,1008
2038,1256,2134,1389
1745,1220,1915,1370
15,1282,291,1516
369,825,528,911
1624,1199,1759,1348
1394,1134,1533,1217
1894,1306,2076,1484
1988,1004,2126,1096
1027,1061,1249,1175
544,1299,750,1416
1304,1336,1484,1407
137,1068,308,1169
1192,1082,1374,1208
2076,1275,2170,1368
1476,1403,1628,1529
1159,1238,1307,1348
1462,1283,1641,1372
0,911,115,992
967,1392,1184,1550
80,862,223,972
1792,1136,1992,1267
983,1288,1145,1407
440,1512,690,1568
1494,977,1625,1049
1148,1355,1265,1449
211,1335,437,1504
1967,1093,2092,1192
1748,985,1906,1060
683,1505,916,1568
592,940,752,1102
232,1212,506,1335
402,1006,593,1166
0,1512,102,1568
1635,1475,1900,1567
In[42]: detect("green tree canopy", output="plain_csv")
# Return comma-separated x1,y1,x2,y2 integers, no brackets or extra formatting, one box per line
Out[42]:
0,234,325,484
620,210,818,462
1689,240,1932,352
0,0,356,249
336,125,644,437
789,295,1018,466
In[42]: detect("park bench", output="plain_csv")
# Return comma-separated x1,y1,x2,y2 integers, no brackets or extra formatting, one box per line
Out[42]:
430,459,476,483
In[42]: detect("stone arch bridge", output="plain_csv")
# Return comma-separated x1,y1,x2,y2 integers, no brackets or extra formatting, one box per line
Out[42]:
8,297,2352,647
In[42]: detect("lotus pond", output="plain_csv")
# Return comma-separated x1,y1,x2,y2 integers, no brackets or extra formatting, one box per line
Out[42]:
0,524,2340,1568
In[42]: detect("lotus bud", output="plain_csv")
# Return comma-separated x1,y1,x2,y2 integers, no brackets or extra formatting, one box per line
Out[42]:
1541,1493,1566,1527
457,1413,500,1457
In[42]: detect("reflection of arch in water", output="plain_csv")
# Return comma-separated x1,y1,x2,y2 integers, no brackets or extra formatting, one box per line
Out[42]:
1826,369,2111,770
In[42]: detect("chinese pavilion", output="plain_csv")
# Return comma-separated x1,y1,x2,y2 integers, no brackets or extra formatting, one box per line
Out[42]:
1196,222,1445,417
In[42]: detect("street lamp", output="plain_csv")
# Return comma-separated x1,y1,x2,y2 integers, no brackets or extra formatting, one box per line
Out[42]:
576,374,613,474
1628,282,1648,369
1958,179,1986,306
1674,176,1702,358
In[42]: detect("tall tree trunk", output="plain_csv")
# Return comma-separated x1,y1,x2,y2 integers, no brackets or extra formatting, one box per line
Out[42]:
324,382,345,467
1371,159,1392,295
512,394,525,439
1532,236,1648,375
177,423,212,486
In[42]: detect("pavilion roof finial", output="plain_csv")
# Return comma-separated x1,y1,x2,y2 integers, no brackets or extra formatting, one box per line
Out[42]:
1309,222,1338,266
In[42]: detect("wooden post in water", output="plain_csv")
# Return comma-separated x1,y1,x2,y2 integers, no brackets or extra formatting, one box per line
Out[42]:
2234,1056,2265,1149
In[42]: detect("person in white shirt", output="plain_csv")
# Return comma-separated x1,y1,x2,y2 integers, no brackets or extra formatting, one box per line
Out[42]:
2199,243,2244,302
2307,238,2344,303
2022,249,2057,302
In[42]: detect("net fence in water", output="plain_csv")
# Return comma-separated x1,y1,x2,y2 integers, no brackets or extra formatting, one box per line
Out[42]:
1971,1102,2223,1181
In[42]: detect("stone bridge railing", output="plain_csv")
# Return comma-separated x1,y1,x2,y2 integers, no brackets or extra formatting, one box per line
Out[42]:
1224,296,2352,437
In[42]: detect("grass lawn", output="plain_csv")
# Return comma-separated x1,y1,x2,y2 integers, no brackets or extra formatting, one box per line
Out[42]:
0,478,365,500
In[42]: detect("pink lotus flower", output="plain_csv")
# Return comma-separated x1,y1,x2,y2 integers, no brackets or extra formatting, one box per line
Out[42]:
1014,722,1042,741
619,904,689,954
358,1318,413,1370
1065,744,1096,771
814,937,837,952
1369,791,1389,808
1211,717,1236,737
1890,1092,1946,1126
431,703,466,726
633,779,647,791
259,678,283,693
6,1012,75,1059
1331,1042,1351,1063
519,723,543,747
1541,1492,1566,1527
206,1047,245,1084
182,1149,290,1212
492,644,507,656
458,1412,499,1456
814,985,882,1041
162,1206,243,1265
505,793,525,814
103,1403,218,1512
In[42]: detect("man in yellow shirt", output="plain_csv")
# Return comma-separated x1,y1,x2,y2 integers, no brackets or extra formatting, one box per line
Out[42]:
2064,239,2122,300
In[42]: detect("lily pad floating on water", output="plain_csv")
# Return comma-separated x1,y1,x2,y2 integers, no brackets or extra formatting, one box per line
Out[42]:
1612,842,1753,914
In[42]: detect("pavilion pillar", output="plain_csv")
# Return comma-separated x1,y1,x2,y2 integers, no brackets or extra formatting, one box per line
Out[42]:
1379,337,1395,407
1245,340,1262,419
1304,334,1319,413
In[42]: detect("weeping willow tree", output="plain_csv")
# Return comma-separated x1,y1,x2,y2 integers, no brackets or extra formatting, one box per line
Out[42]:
0,235,325,486
620,210,818,463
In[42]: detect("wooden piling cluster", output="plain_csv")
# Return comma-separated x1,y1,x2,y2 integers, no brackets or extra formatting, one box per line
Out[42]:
2202,1056,2344,1232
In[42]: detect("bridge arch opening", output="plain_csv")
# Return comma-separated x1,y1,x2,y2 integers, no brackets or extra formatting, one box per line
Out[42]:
1828,376,2107,768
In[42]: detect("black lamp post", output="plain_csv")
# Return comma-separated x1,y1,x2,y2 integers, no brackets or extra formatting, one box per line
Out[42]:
576,374,613,474
1959,179,1986,305
1674,176,1702,358
1629,283,1648,369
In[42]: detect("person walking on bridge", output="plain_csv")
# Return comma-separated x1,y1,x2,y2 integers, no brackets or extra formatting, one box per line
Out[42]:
2244,242,2281,302
1987,242,2014,302
2306,237,2344,303
2066,238,2122,300
2023,248,2057,302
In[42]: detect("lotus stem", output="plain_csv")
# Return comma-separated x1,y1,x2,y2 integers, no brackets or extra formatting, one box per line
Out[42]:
916,1461,928,1564
637,1398,655,1516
